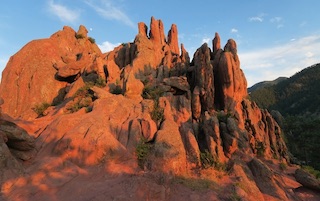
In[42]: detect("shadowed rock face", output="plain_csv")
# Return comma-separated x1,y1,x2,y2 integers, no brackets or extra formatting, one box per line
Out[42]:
0,117,35,185
0,17,302,201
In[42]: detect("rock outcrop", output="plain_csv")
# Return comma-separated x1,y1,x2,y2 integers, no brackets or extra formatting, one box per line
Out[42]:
0,17,309,201
0,116,35,186
0,26,103,119
295,168,320,192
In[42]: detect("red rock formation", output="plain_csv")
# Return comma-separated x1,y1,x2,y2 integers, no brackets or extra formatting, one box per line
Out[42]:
216,39,247,112
180,44,190,64
167,24,180,55
0,18,302,201
123,69,144,102
0,25,102,119
192,43,215,114
212,32,221,52
138,22,148,37
107,16,185,78
242,99,288,161
149,16,166,48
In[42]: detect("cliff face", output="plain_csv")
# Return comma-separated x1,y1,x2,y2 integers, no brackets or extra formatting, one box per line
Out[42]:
0,17,313,201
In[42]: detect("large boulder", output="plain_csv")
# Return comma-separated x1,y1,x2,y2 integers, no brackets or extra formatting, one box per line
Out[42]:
248,158,288,200
231,162,265,201
149,97,187,175
0,25,102,120
295,168,320,192
0,119,35,151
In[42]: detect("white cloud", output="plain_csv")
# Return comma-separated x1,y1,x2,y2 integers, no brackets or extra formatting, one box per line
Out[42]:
202,37,211,44
84,0,135,28
249,13,265,22
270,17,282,23
249,17,263,22
231,28,238,33
305,51,314,58
48,0,80,23
239,35,320,86
98,41,120,52
270,17,284,28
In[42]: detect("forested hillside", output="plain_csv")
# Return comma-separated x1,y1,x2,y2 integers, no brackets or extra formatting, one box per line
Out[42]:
250,63,320,172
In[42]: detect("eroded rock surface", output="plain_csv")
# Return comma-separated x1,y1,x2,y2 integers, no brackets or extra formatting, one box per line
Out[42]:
0,17,311,201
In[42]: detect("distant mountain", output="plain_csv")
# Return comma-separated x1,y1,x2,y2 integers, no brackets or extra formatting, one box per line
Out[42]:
250,63,320,116
248,77,287,93
250,63,320,171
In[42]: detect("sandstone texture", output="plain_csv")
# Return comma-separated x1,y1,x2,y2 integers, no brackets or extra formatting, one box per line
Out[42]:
0,17,317,201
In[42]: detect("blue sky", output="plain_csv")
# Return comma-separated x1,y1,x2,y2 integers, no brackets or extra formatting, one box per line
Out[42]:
1,1,320,86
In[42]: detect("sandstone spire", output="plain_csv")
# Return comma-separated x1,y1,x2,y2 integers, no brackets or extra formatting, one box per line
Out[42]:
212,32,221,52
138,22,148,37
192,43,215,114
167,24,179,55
180,43,190,63
77,25,88,38
224,38,237,54
212,38,246,109
149,16,166,47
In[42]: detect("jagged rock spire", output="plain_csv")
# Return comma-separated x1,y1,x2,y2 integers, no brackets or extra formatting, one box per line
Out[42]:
149,16,166,47
77,25,88,38
167,24,179,55
212,32,221,52
224,38,237,54
138,22,148,37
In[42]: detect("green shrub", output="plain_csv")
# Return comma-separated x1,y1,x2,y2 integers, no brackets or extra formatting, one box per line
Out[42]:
229,192,242,201
142,85,164,100
75,82,94,98
33,102,51,117
199,150,226,170
75,33,85,39
279,162,287,171
66,102,81,113
302,165,320,179
95,76,106,87
255,141,265,157
217,111,232,123
200,150,215,169
151,101,164,123
174,176,216,191
88,37,95,44
111,85,122,95
136,139,152,168
136,64,155,80
66,97,92,113
66,82,95,113
85,106,93,113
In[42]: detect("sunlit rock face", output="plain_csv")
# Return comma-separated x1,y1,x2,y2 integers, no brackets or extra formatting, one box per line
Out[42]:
0,17,302,201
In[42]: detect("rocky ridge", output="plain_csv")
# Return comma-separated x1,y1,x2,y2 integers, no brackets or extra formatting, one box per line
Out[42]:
0,17,318,201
